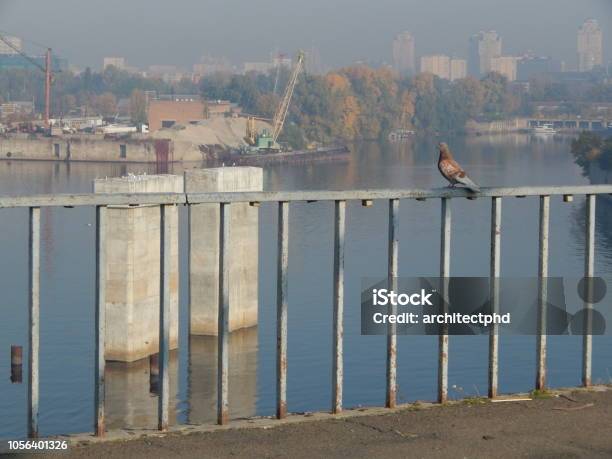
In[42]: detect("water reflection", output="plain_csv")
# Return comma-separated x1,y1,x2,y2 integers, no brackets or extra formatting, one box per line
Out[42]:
1,136,612,439
104,328,257,429
105,351,179,430
187,328,258,424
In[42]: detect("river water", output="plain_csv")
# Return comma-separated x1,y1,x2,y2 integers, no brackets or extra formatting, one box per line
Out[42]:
0,134,611,439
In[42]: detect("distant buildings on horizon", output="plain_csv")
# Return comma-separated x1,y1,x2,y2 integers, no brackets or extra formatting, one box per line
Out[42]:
0,18,606,83
578,18,603,72
392,31,416,76
392,18,605,83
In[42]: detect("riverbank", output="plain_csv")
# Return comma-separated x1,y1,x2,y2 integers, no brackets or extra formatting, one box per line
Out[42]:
18,385,612,458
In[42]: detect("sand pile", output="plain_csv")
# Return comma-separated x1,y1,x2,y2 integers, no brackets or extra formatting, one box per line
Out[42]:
151,117,271,149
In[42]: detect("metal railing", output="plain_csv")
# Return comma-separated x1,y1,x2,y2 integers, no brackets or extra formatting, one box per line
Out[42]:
2,184,611,438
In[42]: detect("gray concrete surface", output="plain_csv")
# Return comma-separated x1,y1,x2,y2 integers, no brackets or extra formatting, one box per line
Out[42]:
185,167,262,335
26,386,612,458
94,175,182,361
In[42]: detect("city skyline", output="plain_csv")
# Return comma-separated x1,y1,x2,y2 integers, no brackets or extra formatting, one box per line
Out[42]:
0,0,609,71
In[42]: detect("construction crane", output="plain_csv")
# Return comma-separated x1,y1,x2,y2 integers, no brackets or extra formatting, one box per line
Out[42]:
271,50,304,144
0,33,53,129
244,51,304,152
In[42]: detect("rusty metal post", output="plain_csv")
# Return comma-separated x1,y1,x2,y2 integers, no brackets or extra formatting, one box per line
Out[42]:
158,204,171,431
11,345,23,384
217,202,230,425
28,207,40,438
94,206,106,436
488,197,501,398
386,199,399,408
276,202,289,419
438,198,451,404
582,195,596,387
332,200,345,414
536,195,550,391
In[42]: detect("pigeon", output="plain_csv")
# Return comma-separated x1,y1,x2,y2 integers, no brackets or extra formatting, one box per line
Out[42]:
437,143,480,193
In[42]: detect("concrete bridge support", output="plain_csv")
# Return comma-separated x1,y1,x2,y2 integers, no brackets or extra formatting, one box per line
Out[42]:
93,174,182,362
185,167,263,335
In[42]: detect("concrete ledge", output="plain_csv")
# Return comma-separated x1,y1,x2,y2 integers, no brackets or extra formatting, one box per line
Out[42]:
44,385,612,448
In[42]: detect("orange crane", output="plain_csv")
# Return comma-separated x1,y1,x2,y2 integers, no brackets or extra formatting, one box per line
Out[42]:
0,33,53,129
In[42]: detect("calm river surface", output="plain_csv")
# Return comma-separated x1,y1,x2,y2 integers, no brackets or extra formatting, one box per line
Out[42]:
1,134,611,439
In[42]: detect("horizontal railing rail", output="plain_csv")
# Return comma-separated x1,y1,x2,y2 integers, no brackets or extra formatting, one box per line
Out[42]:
0,185,610,208
3,184,610,439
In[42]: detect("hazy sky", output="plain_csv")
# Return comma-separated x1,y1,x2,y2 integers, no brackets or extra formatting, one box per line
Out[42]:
0,0,610,70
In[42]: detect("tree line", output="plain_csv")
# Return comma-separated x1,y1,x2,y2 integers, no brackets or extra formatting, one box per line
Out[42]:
0,64,610,147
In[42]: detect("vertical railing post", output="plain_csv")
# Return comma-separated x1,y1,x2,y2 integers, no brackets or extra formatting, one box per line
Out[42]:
332,200,345,414
94,206,107,436
276,201,289,419
488,197,502,398
386,199,399,408
438,198,451,404
217,202,230,425
158,204,171,431
582,194,596,387
28,207,40,438
536,195,550,391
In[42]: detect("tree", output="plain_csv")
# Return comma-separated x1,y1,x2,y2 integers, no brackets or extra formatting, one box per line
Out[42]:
129,90,148,124
93,92,117,117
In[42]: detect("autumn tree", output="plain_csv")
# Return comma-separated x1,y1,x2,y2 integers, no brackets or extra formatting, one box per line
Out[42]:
129,89,148,124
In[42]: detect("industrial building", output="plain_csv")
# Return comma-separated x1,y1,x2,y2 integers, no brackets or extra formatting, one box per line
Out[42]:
147,95,239,131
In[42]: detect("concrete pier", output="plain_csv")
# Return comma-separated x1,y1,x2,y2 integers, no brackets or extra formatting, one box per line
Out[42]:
93,174,182,362
185,167,263,335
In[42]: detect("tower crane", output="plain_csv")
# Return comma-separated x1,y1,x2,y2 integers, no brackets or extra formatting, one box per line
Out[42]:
0,33,53,129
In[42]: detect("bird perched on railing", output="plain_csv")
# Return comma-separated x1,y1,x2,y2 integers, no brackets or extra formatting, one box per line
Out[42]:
437,142,480,193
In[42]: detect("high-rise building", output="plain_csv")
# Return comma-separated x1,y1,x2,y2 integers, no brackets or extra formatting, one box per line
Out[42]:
193,56,233,77
450,59,467,81
516,54,563,81
490,56,517,81
468,31,502,77
103,57,126,70
577,19,603,72
0,36,23,55
392,32,416,77
420,55,450,79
